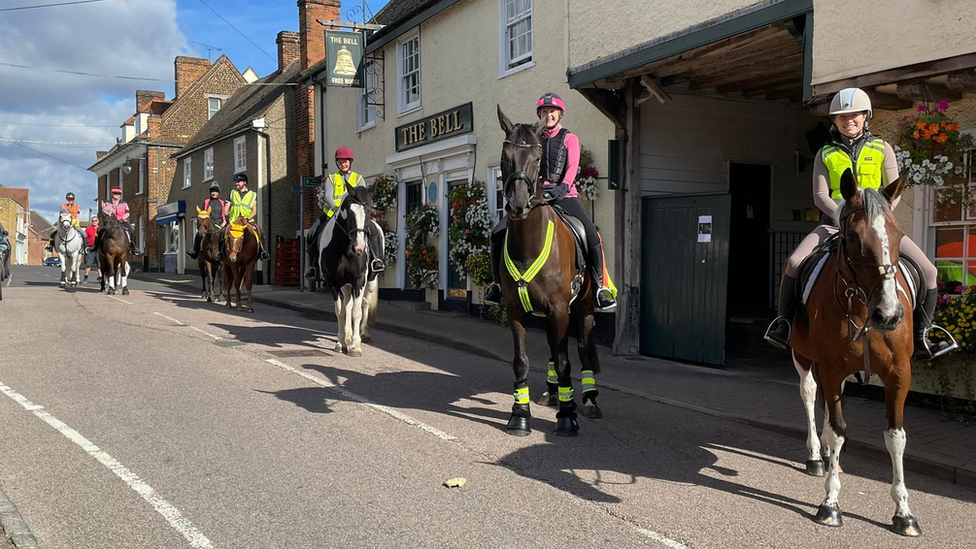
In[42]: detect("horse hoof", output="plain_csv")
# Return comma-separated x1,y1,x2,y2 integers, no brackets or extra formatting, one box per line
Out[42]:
121,288,129,296
892,515,922,537
59,282,66,287
107,288,115,295
506,415,531,434
362,335,372,344
554,416,580,437
348,348,363,358
805,460,826,477
536,391,558,407
814,504,843,527
581,402,603,419
247,307,254,313
334,342,344,353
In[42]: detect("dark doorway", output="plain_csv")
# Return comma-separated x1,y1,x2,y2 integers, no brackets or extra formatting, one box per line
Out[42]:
727,163,772,317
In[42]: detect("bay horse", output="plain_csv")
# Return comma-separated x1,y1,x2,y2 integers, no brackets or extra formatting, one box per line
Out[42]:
221,217,258,312
54,210,84,289
317,185,379,357
788,169,920,536
97,202,130,296
195,207,223,303
496,105,601,437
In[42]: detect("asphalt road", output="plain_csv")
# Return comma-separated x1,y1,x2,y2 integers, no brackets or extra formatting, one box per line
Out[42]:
1,265,974,548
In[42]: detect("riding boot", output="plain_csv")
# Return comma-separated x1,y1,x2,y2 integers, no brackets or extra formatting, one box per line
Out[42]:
187,233,202,259
588,242,616,311
216,230,226,262
305,223,324,279
764,276,798,350
484,237,504,305
914,288,959,359
368,224,386,272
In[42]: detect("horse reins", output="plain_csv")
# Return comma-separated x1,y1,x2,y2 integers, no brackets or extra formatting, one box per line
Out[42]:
502,139,545,209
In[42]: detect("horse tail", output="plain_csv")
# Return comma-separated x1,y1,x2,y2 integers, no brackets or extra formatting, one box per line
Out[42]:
367,279,379,326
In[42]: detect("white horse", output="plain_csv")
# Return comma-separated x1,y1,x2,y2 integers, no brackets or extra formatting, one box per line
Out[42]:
55,210,84,289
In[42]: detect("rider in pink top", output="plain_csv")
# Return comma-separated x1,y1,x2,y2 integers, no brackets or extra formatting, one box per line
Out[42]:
540,125,580,198
97,187,139,255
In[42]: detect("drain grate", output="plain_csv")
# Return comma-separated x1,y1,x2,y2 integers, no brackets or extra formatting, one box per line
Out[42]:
267,349,332,358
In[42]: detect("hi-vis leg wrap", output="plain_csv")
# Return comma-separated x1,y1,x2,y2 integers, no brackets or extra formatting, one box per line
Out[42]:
547,362,558,385
557,385,575,402
514,385,530,405
581,370,596,394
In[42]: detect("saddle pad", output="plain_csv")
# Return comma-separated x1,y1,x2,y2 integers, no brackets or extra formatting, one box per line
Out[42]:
801,254,916,309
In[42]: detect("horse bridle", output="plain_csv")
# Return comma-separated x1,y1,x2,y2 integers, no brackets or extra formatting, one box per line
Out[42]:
502,139,544,208
334,199,369,242
58,218,79,251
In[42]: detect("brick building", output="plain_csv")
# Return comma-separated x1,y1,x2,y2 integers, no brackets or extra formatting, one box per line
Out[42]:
27,211,54,265
89,55,247,271
0,188,30,265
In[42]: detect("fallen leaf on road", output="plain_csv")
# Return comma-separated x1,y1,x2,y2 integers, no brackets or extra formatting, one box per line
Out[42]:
443,477,467,488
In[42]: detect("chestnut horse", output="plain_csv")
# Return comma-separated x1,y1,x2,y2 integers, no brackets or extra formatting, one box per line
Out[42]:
496,105,601,437
788,169,920,536
195,207,223,303
97,201,130,296
221,217,258,312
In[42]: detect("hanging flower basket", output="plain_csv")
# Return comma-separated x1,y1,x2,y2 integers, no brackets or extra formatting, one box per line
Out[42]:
895,100,974,207
447,181,492,284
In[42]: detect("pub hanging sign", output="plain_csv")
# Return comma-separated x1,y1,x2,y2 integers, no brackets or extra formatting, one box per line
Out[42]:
325,30,364,88
395,103,474,152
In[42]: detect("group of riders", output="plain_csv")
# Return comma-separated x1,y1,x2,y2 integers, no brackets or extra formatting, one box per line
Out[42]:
46,87,957,360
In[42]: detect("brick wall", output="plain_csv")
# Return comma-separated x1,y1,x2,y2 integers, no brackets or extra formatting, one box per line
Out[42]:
175,57,211,99
277,31,300,71
158,56,245,144
136,90,166,113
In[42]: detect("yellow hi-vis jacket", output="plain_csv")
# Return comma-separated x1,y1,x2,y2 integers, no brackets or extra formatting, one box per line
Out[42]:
326,172,362,218
229,189,256,221
821,136,887,199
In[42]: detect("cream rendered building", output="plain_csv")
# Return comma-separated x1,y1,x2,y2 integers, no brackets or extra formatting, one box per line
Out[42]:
312,0,616,325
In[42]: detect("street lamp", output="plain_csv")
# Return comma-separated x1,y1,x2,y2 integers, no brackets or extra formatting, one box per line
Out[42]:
122,156,133,175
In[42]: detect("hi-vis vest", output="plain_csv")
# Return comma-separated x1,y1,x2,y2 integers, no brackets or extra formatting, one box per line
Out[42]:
229,189,256,221
821,137,887,199
326,172,362,218
61,202,81,226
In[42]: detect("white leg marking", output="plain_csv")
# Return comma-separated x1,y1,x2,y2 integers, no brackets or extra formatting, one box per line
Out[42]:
334,294,346,352
350,292,364,353
872,214,899,318
885,428,914,518
794,354,821,463
341,285,354,349
265,359,457,441
0,381,214,548
822,424,845,506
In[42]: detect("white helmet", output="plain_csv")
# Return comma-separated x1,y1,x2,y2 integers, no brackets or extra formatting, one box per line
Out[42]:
829,87,872,119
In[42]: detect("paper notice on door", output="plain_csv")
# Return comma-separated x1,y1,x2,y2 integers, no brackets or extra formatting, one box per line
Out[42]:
698,215,712,243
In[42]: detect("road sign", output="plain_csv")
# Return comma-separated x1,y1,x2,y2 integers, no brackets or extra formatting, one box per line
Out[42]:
292,186,301,193
302,176,322,188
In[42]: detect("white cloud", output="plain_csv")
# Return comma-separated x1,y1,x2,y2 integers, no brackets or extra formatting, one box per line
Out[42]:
0,0,188,223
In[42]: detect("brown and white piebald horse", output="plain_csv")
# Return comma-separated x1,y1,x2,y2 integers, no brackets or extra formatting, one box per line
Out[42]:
788,169,920,536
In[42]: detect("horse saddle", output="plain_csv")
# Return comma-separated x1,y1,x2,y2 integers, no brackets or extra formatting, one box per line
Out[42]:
796,234,924,315
551,205,588,262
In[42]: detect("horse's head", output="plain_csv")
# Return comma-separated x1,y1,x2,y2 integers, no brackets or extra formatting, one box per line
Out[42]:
225,217,248,263
337,184,374,255
99,200,119,230
498,105,546,220
196,206,214,233
836,169,907,332
58,209,73,231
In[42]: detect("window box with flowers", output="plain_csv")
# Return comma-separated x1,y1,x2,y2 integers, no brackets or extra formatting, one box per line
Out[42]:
404,204,439,289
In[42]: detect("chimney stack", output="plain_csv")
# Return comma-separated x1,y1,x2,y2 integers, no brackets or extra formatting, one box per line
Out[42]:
277,31,301,70
299,0,340,71
174,56,211,99
136,90,166,114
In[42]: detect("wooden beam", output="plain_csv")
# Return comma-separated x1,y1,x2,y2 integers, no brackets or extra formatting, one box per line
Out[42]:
646,26,789,79
895,80,962,101
864,89,912,111
718,73,798,95
947,70,976,92
577,86,627,129
812,52,976,97
614,80,642,356
684,52,803,90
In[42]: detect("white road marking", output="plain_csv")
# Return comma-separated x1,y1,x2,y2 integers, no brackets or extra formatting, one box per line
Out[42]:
43,273,51,277
636,528,692,549
108,295,132,305
158,278,193,283
0,381,213,549
153,312,223,341
265,358,457,441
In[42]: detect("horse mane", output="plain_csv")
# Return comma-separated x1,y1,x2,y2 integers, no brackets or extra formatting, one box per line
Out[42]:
512,122,542,146
833,187,891,227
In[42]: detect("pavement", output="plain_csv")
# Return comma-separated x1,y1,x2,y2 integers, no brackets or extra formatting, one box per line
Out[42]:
131,271,976,490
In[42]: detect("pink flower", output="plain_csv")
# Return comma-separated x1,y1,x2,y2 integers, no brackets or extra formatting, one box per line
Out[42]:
917,103,928,113
937,99,950,112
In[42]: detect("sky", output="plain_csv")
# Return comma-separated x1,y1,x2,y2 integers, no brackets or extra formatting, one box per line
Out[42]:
0,0,389,226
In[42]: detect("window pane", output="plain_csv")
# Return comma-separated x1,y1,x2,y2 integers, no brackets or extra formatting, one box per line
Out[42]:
966,261,976,288
938,259,965,292
935,188,963,222
935,227,964,257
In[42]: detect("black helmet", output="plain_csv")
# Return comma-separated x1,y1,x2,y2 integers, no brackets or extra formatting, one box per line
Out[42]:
232,173,248,183
209,182,221,192
65,192,75,200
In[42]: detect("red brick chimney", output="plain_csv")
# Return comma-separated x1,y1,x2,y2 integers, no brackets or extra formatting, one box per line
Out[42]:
174,56,211,99
136,90,166,114
277,31,301,71
299,0,340,70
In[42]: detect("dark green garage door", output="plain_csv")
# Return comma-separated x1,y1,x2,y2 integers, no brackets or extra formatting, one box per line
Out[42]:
641,194,731,365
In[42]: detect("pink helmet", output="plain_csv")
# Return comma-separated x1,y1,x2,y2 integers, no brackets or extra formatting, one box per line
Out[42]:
334,146,354,161
536,93,566,116
110,187,122,195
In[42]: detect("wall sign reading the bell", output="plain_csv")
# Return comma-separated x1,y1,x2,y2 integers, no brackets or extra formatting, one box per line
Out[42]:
324,30,364,88
395,103,473,152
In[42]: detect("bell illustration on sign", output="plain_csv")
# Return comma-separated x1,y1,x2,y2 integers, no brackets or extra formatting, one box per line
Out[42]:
334,46,357,76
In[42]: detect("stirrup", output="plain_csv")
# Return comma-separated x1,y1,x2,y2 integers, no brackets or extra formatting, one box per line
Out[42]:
370,259,386,272
260,250,271,261
919,325,959,359
305,267,318,279
764,316,791,350
484,282,502,305
595,287,617,311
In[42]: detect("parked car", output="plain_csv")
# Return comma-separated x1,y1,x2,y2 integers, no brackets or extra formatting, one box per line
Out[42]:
44,256,61,267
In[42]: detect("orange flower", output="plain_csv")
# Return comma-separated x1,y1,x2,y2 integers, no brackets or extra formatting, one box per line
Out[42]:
913,130,921,139
929,123,940,133
935,133,950,143
948,123,960,132
917,121,927,129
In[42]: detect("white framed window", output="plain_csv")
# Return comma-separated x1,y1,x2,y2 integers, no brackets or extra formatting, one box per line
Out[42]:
137,159,144,195
234,136,247,172
398,33,421,114
208,97,222,120
930,149,976,292
488,165,505,222
359,61,376,131
500,0,533,75
204,148,214,181
183,157,192,189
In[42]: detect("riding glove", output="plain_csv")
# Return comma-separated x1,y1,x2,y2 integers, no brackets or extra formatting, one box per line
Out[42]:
544,184,569,203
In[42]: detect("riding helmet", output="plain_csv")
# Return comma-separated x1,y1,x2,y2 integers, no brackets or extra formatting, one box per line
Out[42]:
65,192,75,200
110,187,122,194
335,146,354,161
233,173,248,183
536,93,566,116
829,88,873,119
209,182,221,192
